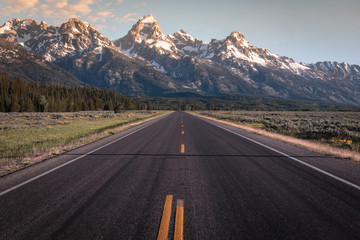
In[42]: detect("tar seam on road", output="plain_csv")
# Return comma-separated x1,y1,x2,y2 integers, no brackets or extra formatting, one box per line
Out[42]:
197,115,360,192
0,115,167,197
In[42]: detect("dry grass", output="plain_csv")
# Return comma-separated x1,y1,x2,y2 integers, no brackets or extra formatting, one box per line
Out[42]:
193,112,360,162
0,111,167,176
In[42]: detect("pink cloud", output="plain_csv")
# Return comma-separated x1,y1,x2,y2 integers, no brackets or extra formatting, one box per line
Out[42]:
87,10,114,23
66,0,93,15
3,0,39,15
56,1,68,8
36,0,95,21
116,12,139,23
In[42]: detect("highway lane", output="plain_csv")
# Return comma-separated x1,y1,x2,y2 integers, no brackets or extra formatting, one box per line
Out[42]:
1,111,360,239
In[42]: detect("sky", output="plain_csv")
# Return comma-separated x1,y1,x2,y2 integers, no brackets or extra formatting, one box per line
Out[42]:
1,0,359,65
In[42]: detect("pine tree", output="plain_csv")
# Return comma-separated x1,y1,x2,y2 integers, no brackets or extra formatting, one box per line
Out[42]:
10,95,21,112
37,95,48,112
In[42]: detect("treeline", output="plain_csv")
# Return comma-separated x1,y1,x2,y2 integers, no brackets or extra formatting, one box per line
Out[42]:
137,95,360,111
2,72,358,113
0,73,159,112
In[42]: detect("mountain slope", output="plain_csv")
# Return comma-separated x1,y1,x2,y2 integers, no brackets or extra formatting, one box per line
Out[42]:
113,15,258,96
0,38,83,86
0,18,114,61
1,16,360,104
308,61,360,84
114,14,360,105
0,18,186,96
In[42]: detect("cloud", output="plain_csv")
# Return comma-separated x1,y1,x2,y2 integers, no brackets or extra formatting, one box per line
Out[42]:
94,24,108,31
3,0,39,16
2,0,114,24
117,0,124,4
56,1,68,8
87,10,114,23
116,13,139,23
35,0,95,20
66,0,94,16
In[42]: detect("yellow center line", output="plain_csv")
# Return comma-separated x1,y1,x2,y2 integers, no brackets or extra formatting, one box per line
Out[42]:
157,195,173,240
181,144,185,153
174,199,184,240
181,130,184,135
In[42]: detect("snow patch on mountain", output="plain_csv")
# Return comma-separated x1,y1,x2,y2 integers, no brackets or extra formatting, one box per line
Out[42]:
0,22,12,34
140,15,156,24
1,14,360,104
0,18,116,62
151,61,166,73
114,14,319,78
16,33,32,43
154,40,173,52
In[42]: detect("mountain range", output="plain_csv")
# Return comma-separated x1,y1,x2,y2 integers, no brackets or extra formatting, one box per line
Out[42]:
1,15,359,105
0,37,82,86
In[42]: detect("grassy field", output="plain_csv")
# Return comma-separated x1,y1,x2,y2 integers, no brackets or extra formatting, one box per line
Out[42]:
0,111,165,175
198,111,360,154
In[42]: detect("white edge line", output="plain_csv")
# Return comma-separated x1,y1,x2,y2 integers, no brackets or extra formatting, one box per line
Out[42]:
195,114,360,191
0,115,167,197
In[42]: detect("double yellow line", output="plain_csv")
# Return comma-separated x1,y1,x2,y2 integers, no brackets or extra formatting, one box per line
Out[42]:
157,115,185,239
157,195,184,240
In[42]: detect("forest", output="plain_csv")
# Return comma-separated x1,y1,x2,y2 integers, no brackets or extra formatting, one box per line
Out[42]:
2,72,360,113
0,72,158,112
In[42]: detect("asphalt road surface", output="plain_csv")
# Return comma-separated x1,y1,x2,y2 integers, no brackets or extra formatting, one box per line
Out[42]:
1,112,360,239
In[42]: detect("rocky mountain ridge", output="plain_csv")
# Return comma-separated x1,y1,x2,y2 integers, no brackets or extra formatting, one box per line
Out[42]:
0,17,186,96
114,15,311,73
0,18,114,61
1,15,360,104
114,14,360,104
0,38,83,86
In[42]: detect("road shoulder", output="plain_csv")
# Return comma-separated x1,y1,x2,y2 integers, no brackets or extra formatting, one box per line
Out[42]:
0,112,171,193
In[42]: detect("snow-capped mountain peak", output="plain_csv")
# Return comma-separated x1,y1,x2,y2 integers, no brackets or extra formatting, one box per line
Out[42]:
114,14,178,57
60,18,90,35
113,14,314,74
0,18,51,45
129,14,165,43
0,18,115,62
58,18,114,49
171,29,197,43
309,61,360,79
1,15,359,105
227,31,251,48
168,29,206,56
138,14,157,24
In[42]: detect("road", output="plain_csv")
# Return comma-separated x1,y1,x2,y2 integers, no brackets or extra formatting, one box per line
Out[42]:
1,111,360,239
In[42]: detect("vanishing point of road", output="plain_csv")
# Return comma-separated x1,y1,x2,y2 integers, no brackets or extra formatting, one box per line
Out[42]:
1,112,360,239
